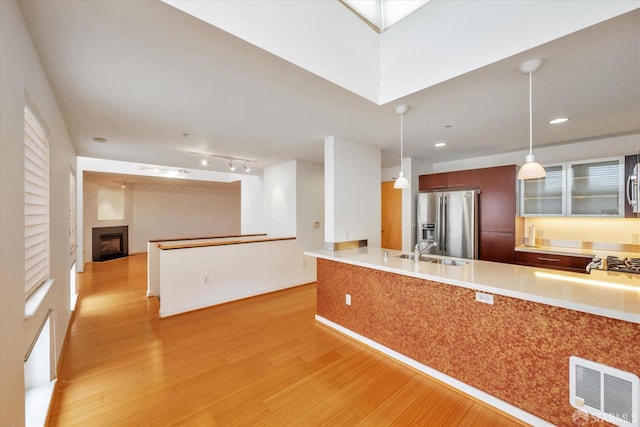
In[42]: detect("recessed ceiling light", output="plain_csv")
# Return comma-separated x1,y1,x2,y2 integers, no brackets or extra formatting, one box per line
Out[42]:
434,142,447,148
93,137,107,143
549,117,569,124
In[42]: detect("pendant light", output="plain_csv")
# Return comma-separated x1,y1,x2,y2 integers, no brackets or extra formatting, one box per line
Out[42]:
517,58,546,180
394,104,410,189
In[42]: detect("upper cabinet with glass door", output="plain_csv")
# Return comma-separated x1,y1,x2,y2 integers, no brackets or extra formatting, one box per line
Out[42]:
520,157,625,217
520,164,566,216
567,157,624,217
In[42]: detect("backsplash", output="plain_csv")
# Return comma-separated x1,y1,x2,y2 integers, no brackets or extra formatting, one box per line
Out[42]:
524,217,640,258
524,217,639,247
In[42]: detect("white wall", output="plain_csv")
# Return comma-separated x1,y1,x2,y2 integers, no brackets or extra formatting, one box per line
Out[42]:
263,161,297,237
324,136,381,247
379,1,638,103
131,182,240,252
1,2,76,424
82,179,133,262
433,133,640,173
82,177,241,259
77,156,262,269
296,161,324,252
162,0,380,102
241,174,265,235
164,1,636,105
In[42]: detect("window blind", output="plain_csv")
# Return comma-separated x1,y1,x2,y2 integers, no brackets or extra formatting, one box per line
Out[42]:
24,106,50,298
69,169,76,251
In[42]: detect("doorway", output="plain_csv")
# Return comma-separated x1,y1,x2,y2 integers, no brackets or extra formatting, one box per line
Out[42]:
381,181,402,250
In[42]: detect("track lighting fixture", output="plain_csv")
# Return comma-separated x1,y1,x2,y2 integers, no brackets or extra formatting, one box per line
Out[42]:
189,151,257,172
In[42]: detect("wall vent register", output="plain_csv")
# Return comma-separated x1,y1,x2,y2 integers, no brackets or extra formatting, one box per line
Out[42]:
569,356,639,427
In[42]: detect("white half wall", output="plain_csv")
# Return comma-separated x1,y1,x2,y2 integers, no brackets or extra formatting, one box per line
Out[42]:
157,238,314,318
324,136,381,247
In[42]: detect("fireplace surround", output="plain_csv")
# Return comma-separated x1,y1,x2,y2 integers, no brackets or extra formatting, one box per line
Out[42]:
92,226,129,262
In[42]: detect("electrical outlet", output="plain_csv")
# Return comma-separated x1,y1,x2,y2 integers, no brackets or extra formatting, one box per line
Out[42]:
475,292,494,305
345,294,351,306
204,275,209,284
632,233,640,244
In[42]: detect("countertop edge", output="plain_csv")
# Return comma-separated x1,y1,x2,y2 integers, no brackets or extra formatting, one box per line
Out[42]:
306,249,640,325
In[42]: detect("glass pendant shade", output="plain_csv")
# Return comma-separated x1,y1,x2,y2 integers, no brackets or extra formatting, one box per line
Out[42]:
394,171,410,189
517,154,546,180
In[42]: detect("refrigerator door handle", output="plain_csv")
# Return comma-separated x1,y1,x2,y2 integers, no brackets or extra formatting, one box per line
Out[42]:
436,195,442,252
442,196,447,253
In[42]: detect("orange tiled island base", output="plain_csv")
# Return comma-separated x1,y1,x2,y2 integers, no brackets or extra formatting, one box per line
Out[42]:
316,259,640,426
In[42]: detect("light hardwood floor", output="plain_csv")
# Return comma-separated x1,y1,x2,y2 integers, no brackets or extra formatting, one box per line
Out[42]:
48,253,526,426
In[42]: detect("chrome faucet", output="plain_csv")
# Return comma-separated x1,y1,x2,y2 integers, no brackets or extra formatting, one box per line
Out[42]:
585,257,602,273
414,240,438,261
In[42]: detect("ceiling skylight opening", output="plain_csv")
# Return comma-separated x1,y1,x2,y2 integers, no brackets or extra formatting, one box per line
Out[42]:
340,0,431,33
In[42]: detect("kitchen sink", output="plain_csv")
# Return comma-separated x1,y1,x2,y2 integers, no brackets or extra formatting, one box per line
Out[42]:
427,258,469,266
395,254,468,266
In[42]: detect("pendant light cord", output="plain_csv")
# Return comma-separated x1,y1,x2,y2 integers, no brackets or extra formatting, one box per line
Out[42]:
400,113,404,170
528,72,533,156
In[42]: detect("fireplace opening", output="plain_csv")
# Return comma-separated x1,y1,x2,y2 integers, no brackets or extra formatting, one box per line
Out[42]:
92,226,128,262
100,234,122,256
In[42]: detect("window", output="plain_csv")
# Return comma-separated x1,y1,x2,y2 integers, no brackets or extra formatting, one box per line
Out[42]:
340,0,431,32
69,168,76,252
24,105,50,298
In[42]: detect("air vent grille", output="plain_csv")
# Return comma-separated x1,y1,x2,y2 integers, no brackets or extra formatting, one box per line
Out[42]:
605,374,634,419
576,365,602,409
570,356,639,427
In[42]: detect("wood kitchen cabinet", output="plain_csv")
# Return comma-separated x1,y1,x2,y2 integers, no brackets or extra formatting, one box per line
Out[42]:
418,170,478,191
478,231,517,264
418,173,448,190
478,165,518,233
447,169,479,188
477,165,520,264
515,251,592,274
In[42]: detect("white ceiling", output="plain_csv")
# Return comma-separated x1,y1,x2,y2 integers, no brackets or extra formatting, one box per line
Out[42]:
18,1,640,175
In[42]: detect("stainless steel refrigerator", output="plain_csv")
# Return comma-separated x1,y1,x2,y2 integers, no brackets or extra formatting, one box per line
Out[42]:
416,190,477,259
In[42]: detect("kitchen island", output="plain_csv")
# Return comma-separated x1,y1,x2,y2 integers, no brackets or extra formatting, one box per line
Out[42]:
305,247,640,426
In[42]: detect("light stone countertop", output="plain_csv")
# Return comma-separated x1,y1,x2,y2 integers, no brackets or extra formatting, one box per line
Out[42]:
305,247,640,324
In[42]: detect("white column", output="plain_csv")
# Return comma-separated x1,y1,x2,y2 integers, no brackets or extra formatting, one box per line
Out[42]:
324,136,381,247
